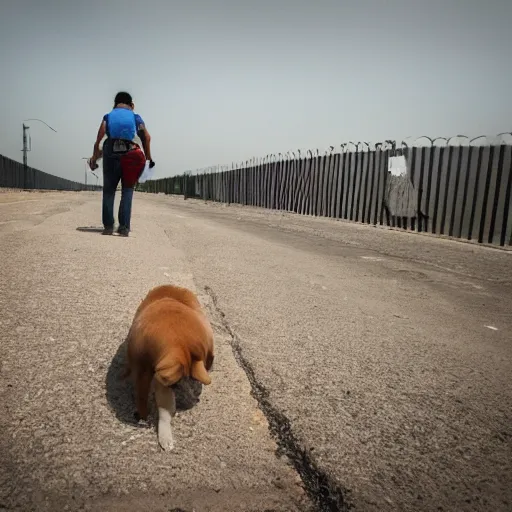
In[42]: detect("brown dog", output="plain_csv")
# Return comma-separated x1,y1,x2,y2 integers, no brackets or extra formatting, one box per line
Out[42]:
124,284,214,450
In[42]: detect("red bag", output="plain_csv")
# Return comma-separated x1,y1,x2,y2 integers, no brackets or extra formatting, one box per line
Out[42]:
120,144,146,188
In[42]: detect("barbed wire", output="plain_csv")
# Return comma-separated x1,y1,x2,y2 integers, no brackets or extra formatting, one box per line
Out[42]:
143,132,512,181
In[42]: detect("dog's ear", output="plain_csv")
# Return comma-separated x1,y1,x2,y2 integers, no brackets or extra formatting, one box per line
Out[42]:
155,362,183,387
191,360,212,385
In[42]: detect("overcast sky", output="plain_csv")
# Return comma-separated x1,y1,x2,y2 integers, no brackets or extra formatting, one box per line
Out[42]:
0,0,510,185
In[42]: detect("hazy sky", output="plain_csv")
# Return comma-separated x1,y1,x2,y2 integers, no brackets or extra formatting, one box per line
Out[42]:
1,0,510,185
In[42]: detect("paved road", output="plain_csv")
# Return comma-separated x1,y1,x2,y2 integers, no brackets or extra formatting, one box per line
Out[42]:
1,190,511,512
0,191,309,512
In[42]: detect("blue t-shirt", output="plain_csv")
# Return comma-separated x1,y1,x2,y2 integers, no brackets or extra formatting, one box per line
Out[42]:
103,107,145,141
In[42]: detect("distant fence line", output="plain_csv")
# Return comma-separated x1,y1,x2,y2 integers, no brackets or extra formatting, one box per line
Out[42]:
140,134,512,247
0,154,102,192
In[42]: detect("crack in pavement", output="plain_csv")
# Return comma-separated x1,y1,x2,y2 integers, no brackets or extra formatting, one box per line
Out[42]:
204,285,352,512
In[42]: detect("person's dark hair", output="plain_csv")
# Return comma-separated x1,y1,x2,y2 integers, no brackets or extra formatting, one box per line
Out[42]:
114,91,133,107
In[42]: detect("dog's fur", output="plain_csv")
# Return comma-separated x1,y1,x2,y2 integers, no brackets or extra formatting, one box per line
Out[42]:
123,284,214,450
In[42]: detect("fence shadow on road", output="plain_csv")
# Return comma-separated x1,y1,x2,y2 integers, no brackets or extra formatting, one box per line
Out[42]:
105,338,205,426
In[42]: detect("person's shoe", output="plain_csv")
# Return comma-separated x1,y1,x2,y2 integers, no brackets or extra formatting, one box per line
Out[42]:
117,226,130,237
102,226,114,235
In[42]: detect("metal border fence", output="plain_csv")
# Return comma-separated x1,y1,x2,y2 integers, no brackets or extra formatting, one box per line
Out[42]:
0,154,102,191
139,134,512,247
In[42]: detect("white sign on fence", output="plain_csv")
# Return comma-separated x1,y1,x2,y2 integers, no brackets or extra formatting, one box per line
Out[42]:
388,155,408,177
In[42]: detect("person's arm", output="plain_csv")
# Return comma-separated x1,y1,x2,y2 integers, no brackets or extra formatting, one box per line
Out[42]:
137,126,152,161
89,119,106,168
135,114,153,164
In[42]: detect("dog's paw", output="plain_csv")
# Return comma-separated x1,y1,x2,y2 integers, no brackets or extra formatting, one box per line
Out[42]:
134,412,151,428
158,427,175,452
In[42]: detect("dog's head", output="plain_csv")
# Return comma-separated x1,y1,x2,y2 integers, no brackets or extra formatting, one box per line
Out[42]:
154,361,183,388
155,359,211,388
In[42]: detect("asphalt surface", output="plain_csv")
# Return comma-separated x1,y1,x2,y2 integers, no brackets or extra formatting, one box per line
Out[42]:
1,190,511,512
0,190,309,512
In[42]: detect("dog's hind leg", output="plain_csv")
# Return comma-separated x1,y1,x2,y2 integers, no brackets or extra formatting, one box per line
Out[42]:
120,365,131,380
121,336,133,379
154,379,176,451
134,369,152,422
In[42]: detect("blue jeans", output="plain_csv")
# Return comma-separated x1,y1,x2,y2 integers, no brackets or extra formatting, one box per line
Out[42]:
102,140,134,231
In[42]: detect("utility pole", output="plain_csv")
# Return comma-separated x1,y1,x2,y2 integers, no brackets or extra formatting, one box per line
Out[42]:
81,158,101,190
21,119,57,188
22,124,29,188
22,123,29,167
82,158,89,191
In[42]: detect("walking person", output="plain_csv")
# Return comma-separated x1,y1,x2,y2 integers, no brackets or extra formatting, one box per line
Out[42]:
89,91,154,236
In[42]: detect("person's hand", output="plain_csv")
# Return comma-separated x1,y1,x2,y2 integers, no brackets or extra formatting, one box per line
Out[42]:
148,160,155,169
88,158,99,171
